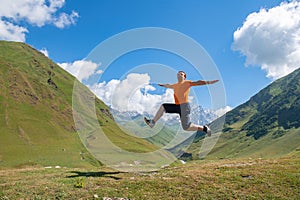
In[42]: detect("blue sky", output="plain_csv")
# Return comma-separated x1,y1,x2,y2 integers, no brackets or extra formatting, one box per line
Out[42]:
1,0,300,116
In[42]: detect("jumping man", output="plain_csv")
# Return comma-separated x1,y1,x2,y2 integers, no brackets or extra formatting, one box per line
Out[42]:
144,70,219,136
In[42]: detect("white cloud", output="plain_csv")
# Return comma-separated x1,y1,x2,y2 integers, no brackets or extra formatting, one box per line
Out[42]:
54,11,79,29
90,79,121,106
112,73,151,112
233,1,300,80
213,106,232,117
39,48,49,57
0,20,28,42
0,0,79,41
96,69,103,75
89,73,174,114
64,66,225,123
58,60,99,81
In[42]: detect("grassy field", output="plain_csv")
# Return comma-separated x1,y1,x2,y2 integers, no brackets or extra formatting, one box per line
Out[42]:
0,156,299,200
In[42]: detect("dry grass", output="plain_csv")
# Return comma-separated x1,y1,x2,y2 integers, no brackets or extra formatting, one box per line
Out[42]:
0,156,299,199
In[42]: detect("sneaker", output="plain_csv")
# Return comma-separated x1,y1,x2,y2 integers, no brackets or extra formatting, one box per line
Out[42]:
203,125,212,137
144,117,155,128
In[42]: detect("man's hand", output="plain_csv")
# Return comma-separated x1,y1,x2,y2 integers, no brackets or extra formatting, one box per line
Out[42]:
209,80,219,84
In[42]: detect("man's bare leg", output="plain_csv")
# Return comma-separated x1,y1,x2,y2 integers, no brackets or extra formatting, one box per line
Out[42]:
186,123,211,136
144,105,165,128
185,123,203,131
152,105,165,124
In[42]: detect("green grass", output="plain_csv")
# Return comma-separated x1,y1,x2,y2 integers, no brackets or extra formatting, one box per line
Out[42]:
0,157,299,199
0,41,158,168
198,127,300,160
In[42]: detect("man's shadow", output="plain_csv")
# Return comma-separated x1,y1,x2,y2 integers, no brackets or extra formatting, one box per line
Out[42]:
66,171,123,180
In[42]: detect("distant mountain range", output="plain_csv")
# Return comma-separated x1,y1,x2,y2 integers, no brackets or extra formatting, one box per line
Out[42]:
111,105,218,127
111,105,218,152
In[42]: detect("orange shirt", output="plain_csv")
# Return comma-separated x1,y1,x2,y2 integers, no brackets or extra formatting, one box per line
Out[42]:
170,80,192,105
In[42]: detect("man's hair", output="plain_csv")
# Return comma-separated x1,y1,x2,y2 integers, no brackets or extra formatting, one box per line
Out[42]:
178,70,186,79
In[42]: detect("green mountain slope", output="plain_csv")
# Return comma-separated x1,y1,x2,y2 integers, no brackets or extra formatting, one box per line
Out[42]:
0,41,157,168
225,67,300,139
189,68,300,159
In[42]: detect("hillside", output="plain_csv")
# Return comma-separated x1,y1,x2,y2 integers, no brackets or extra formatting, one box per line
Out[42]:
188,68,300,159
225,67,300,139
0,41,157,168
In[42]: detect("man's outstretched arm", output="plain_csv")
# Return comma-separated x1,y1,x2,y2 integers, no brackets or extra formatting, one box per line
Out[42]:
191,80,219,86
158,83,173,88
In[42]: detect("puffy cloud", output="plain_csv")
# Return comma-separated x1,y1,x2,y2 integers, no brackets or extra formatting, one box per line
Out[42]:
112,73,151,112
96,69,103,75
0,20,28,42
62,63,225,123
0,0,79,41
39,48,49,57
58,60,99,82
213,106,232,117
90,79,121,106
233,1,300,80
89,73,174,114
54,11,79,29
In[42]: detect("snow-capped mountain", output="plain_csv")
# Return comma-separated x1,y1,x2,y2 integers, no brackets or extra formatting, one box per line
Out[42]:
110,105,218,127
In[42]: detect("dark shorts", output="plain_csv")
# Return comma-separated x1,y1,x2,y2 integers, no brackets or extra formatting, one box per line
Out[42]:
162,103,191,130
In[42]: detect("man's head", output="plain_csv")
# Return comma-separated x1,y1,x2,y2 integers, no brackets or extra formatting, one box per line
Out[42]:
177,70,186,80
